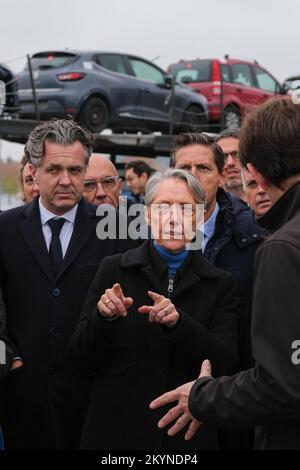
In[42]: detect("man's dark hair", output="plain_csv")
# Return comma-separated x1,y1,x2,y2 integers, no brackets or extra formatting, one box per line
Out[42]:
240,97,300,187
24,118,94,167
125,160,153,177
216,128,240,141
170,133,225,174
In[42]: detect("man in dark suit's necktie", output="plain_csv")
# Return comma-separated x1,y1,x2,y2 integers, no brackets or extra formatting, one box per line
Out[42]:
48,218,65,275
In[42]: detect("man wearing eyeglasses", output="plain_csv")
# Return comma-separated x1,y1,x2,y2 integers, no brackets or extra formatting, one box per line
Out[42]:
83,154,122,208
83,155,148,240
216,129,246,202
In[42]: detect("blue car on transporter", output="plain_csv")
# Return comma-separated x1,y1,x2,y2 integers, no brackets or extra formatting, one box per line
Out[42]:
17,50,208,133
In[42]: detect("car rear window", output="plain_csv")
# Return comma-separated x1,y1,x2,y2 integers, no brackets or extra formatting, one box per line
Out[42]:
25,52,78,70
230,64,255,87
170,60,211,83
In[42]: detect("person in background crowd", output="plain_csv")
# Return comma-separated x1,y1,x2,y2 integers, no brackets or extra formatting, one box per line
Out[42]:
83,154,122,208
151,96,300,450
125,160,153,203
0,119,138,450
83,154,146,235
19,154,40,203
241,167,272,218
216,129,246,202
0,286,12,384
68,169,238,450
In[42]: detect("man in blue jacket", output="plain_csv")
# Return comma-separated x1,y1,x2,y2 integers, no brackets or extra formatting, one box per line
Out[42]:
170,133,266,370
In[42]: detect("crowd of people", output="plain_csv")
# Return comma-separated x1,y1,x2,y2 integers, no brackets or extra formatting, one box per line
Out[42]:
0,95,299,450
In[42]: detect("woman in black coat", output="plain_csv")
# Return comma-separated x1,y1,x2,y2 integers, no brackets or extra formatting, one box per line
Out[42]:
68,169,238,450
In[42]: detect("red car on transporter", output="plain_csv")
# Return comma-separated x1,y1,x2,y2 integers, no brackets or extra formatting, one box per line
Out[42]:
168,55,285,129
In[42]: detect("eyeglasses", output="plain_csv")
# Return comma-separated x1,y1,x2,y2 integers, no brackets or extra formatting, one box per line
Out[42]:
83,176,119,192
151,203,196,216
224,150,239,162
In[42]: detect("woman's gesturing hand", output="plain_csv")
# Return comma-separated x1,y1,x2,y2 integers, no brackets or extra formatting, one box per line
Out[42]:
98,283,133,319
138,291,179,328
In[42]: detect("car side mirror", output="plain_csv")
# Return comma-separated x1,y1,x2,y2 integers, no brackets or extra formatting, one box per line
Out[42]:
279,82,289,95
164,75,174,89
180,76,192,84
284,79,300,94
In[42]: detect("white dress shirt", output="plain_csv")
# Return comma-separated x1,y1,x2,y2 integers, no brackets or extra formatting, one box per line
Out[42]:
39,198,78,257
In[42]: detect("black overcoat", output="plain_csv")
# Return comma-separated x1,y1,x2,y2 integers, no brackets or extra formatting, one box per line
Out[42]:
69,240,238,450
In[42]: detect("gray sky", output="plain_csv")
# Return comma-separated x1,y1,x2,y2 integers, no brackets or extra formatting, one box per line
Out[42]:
1,0,299,80
1,0,299,161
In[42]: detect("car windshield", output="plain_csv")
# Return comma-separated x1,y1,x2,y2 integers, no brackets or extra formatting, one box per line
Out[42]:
0,66,10,79
24,52,78,70
170,60,211,83
285,78,300,90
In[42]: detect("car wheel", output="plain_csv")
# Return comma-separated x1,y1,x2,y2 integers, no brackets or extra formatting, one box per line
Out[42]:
223,106,241,129
78,97,109,133
181,105,208,132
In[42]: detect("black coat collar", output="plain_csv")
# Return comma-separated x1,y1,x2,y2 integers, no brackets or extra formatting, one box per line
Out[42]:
121,240,219,281
121,241,220,299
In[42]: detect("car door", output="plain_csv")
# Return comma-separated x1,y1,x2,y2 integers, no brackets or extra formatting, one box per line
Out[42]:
95,53,143,120
252,65,281,105
126,56,170,123
229,63,259,114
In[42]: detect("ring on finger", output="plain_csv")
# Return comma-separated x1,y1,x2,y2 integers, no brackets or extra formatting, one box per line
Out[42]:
104,298,112,305
163,307,169,316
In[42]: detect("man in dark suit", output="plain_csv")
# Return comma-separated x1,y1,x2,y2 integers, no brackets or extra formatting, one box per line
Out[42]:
0,119,138,449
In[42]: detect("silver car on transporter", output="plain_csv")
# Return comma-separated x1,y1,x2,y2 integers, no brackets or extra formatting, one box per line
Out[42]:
17,50,208,133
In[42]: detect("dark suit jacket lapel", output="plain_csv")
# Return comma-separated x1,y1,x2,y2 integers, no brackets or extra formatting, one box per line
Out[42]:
56,199,96,280
18,199,53,281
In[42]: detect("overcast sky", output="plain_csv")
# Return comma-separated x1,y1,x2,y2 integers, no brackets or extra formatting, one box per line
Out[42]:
1,0,299,160
1,0,299,79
